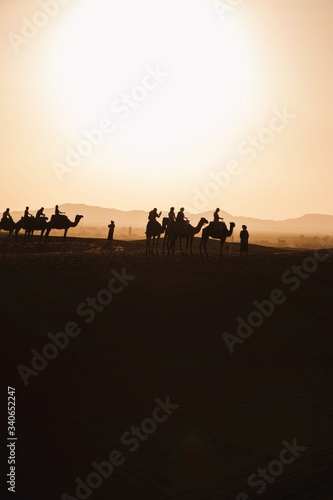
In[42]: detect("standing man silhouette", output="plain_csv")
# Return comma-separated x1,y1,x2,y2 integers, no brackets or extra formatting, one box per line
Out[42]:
240,225,249,256
108,220,115,241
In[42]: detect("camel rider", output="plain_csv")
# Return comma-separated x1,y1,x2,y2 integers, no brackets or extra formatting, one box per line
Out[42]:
176,207,189,228
148,208,162,231
55,205,65,218
24,207,33,220
213,208,223,229
2,208,12,223
148,208,161,221
36,207,46,219
168,207,176,225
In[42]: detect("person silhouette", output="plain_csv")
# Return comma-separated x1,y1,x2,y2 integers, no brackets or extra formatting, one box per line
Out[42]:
148,208,162,231
36,207,46,219
108,220,115,241
24,206,33,220
176,207,189,229
55,205,65,217
148,208,161,221
2,208,12,222
240,225,249,256
168,207,176,225
213,208,223,228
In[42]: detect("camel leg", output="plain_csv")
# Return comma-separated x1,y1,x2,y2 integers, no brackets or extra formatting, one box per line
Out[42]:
167,238,170,255
220,240,224,257
63,228,68,241
167,236,172,255
185,237,189,256
179,237,184,255
200,236,208,257
204,238,209,257
168,237,173,255
168,236,174,256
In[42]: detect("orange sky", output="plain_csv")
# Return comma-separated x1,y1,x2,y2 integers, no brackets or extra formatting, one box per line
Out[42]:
1,0,333,219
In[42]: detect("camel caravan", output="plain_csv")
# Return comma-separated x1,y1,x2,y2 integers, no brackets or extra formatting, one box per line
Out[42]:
0,206,83,242
146,207,236,257
0,204,238,257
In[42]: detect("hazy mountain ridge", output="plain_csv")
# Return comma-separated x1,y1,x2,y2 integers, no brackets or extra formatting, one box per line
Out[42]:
8,204,333,234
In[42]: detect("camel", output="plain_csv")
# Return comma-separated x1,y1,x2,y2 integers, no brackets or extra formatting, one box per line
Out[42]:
146,217,168,254
168,218,208,256
45,214,83,242
0,218,16,240
200,221,236,257
15,216,49,242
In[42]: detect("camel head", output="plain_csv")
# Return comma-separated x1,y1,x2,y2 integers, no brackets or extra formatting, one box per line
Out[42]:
228,222,236,236
199,217,209,227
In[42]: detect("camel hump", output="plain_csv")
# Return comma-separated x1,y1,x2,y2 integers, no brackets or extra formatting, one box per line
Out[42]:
52,214,68,222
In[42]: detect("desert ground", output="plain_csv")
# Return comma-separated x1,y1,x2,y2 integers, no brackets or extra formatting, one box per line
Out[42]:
1,234,333,500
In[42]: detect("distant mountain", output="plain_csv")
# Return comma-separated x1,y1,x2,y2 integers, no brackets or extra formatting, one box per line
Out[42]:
9,204,333,235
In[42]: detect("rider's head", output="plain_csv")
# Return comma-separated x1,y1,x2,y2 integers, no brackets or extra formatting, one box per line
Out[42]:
216,208,220,212
170,207,174,211
180,207,184,212
26,206,29,210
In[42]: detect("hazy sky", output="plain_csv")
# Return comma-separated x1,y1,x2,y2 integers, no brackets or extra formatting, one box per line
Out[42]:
1,0,333,219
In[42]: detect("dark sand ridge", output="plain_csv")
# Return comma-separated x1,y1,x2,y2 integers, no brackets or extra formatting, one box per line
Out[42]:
1,238,332,499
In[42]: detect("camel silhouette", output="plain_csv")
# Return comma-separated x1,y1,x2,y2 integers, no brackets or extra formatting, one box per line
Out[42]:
0,218,16,240
146,217,168,253
200,221,236,257
45,214,83,242
168,217,208,256
15,216,49,242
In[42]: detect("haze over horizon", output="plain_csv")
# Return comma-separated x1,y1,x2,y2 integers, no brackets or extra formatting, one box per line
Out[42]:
1,0,333,219
6,201,333,223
